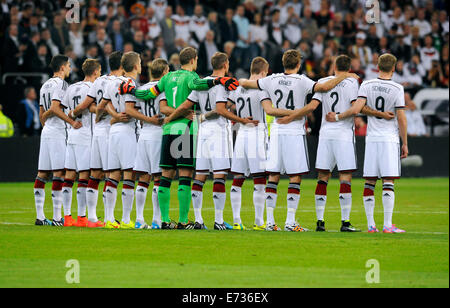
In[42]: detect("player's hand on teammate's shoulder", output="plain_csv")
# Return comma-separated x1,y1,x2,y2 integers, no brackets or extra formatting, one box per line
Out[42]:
325,112,337,122
118,79,135,95
401,144,409,159
381,111,395,120
215,77,239,91
345,72,360,81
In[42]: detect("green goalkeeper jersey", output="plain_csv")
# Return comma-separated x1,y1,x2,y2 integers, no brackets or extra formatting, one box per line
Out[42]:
134,69,213,135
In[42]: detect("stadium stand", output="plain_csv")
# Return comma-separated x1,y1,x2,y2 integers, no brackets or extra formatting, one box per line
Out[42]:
0,0,448,138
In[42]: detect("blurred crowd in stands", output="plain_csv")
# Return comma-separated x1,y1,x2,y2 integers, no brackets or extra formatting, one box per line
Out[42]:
0,0,448,137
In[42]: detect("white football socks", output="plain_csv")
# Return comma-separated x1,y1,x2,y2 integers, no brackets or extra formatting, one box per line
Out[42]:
135,182,148,224
382,183,395,228
121,180,135,224
191,180,204,224
253,183,265,226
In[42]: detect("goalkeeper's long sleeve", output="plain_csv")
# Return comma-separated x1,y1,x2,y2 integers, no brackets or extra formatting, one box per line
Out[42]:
134,86,160,100
188,75,215,91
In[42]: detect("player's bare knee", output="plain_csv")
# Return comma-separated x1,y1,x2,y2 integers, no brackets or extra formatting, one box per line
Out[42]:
123,170,135,181
161,168,176,179
382,178,394,184
37,171,50,180
79,171,90,180
195,174,207,183
268,173,280,183
64,170,77,180
339,172,352,183
318,171,331,182
289,175,301,184
138,173,151,183
90,169,103,180
108,170,121,182
178,168,193,178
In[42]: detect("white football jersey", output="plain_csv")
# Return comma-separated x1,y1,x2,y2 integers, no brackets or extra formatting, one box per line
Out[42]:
313,76,359,141
63,81,93,145
104,76,138,134
187,77,229,128
87,74,114,136
39,77,68,139
228,86,268,129
136,80,166,139
358,78,405,143
257,73,316,134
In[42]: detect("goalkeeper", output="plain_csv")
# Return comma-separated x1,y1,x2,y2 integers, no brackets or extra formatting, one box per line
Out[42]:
119,47,239,229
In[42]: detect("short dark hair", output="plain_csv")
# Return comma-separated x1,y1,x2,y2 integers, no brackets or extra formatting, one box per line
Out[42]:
109,51,123,71
250,57,269,74
49,55,69,73
335,55,351,71
150,58,169,79
82,59,100,76
211,52,228,70
179,47,197,66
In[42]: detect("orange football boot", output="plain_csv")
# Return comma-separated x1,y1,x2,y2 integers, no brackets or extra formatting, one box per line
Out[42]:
64,215,76,227
74,216,88,227
87,220,105,228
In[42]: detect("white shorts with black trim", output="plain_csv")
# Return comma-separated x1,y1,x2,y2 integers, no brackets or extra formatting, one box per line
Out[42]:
65,143,91,172
107,132,137,171
363,141,401,179
231,127,267,175
134,137,162,175
315,138,357,172
195,126,232,175
38,138,66,171
90,135,109,171
266,133,309,175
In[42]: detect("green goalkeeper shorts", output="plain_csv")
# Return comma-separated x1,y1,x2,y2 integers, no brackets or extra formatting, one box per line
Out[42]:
160,133,196,170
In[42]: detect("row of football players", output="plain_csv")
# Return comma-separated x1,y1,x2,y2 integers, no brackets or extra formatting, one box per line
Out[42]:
33,49,407,233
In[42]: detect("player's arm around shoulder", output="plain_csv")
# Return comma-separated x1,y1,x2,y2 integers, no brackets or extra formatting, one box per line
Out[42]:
314,72,360,93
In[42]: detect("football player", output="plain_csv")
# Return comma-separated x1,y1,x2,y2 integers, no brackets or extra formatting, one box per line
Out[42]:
326,53,408,233
239,50,359,232
34,55,80,226
133,58,174,229
62,59,101,227
69,51,124,227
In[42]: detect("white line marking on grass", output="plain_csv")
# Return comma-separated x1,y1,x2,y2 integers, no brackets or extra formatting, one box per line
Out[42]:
0,221,34,226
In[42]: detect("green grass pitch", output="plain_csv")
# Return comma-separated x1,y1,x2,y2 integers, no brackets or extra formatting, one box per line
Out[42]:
0,178,448,288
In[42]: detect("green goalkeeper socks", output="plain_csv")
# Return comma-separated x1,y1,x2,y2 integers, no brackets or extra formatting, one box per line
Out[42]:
158,177,172,223
178,177,192,224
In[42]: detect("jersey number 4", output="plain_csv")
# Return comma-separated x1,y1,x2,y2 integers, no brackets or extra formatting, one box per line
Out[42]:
274,90,295,110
